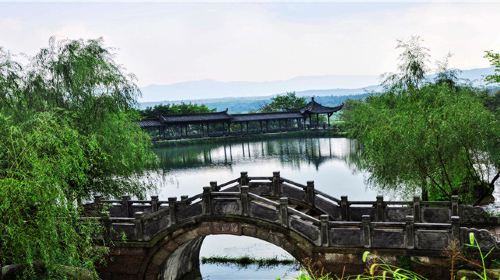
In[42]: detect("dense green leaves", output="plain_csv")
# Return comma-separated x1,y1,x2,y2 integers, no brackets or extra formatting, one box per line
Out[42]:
344,83,499,203
141,103,215,118
0,113,107,279
0,38,156,278
484,51,500,84
260,92,306,112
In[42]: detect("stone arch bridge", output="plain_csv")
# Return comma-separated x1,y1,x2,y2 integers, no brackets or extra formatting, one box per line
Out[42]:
84,172,500,280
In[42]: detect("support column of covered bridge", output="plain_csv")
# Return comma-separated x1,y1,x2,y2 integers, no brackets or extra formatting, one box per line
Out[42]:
87,172,500,280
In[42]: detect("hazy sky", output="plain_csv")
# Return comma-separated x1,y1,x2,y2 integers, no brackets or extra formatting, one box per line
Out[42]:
0,1,499,86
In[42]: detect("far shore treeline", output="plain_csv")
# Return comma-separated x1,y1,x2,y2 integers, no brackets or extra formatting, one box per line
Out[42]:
0,36,498,279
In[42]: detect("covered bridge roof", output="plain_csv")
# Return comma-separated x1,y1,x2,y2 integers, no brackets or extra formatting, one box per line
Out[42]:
138,119,162,128
158,110,232,124
231,111,304,122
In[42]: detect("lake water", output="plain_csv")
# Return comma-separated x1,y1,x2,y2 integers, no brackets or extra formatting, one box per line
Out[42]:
147,137,383,279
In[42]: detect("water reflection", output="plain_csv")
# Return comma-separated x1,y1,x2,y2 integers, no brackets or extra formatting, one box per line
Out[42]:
147,137,378,202
155,137,358,172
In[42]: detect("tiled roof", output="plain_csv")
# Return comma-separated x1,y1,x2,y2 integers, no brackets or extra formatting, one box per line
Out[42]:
159,110,231,123
300,97,343,114
232,112,304,122
138,119,162,128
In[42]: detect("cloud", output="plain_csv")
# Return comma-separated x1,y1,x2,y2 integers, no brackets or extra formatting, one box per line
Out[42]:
0,3,498,86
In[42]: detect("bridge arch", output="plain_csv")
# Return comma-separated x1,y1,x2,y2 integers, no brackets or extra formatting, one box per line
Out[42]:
140,216,317,280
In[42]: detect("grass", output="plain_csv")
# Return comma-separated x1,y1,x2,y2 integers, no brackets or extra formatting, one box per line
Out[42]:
201,255,298,269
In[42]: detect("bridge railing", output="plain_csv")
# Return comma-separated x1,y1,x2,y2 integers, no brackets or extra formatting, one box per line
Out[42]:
86,171,496,225
84,171,499,243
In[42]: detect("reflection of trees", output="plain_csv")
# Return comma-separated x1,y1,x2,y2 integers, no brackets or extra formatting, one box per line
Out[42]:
155,137,359,172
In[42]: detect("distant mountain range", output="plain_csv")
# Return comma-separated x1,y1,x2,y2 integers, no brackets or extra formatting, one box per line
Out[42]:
139,67,494,103
138,67,496,113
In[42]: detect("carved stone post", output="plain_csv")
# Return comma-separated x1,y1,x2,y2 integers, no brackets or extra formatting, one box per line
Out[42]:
122,195,131,217
279,197,289,228
210,181,220,192
134,212,144,241
413,196,421,222
340,196,349,220
240,186,249,216
305,181,315,207
151,195,159,212
362,215,371,248
94,195,103,214
240,171,249,186
405,215,414,249
376,195,385,221
168,197,177,225
180,195,189,206
102,216,112,243
272,171,281,197
451,216,460,243
202,186,212,215
320,215,329,247
451,195,459,217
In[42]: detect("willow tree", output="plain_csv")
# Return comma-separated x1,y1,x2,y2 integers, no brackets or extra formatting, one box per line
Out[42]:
0,38,156,278
343,40,499,204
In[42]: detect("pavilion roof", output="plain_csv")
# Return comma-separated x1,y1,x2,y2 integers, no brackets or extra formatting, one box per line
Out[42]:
231,111,304,122
300,97,343,114
158,110,232,124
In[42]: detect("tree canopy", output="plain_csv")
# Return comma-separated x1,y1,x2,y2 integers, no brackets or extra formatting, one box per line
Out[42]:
343,40,499,204
0,38,156,278
140,103,215,118
259,92,306,112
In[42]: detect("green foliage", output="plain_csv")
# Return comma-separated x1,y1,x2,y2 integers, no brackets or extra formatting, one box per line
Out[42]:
0,113,107,279
383,36,429,91
140,103,215,118
0,38,156,278
484,51,500,84
343,83,499,203
260,92,306,112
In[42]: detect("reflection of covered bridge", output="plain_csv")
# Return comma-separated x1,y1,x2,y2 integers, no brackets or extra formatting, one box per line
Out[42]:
85,172,500,280
139,98,343,140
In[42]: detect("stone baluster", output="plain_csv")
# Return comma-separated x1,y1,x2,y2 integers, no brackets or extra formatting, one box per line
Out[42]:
376,195,385,222
272,171,281,197
240,171,249,186
134,212,144,241
405,215,414,249
279,197,289,228
413,196,421,222
451,216,460,243
122,195,131,217
94,195,103,214
320,215,329,247
305,181,315,207
451,195,459,217
240,186,249,216
180,195,189,206
210,181,220,192
102,216,112,243
340,196,349,220
362,215,371,248
168,197,177,225
202,186,212,215
151,196,159,212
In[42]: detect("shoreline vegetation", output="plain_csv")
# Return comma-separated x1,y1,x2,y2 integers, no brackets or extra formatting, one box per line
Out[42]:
201,255,298,269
